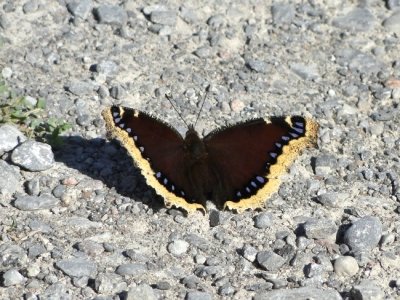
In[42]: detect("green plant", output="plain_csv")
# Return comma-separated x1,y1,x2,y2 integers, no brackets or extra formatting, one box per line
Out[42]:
0,80,71,147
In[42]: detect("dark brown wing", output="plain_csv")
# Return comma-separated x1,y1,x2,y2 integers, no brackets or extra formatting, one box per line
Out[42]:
102,106,206,212
204,116,318,211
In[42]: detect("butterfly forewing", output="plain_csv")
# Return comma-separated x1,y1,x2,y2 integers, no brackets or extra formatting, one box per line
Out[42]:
105,106,190,197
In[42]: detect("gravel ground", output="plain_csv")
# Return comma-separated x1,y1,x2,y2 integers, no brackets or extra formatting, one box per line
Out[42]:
1,0,400,299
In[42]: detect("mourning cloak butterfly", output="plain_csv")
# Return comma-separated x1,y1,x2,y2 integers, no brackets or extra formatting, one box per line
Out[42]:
102,106,319,213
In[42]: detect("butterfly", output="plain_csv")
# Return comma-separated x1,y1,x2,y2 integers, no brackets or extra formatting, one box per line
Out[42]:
102,106,319,213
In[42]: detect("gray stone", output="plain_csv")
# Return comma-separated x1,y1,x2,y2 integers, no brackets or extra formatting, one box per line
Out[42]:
314,154,337,176
155,281,171,290
303,218,338,239
317,192,348,208
142,5,167,15
209,210,223,227
23,0,39,14
254,287,341,300
95,60,119,76
67,0,93,20
242,244,258,262
194,46,212,58
383,11,400,34
343,216,382,252
56,258,97,278
351,280,384,300
0,160,21,195
334,256,359,276
387,0,400,10
207,14,225,29
246,59,268,74
185,291,212,300
28,243,47,258
167,239,189,256
115,263,147,276
39,282,70,300
335,48,383,75
290,63,320,81
1,67,12,79
332,8,375,32
271,4,295,25
14,194,59,211
256,251,286,271
66,81,94,96
94,273,127,294
0,124,26,154
11,140,54,171
0,244,28,268
2,269,25,286
76,240,104,256
94,5,127,26
150,10,176,26
254,212,273,229
126,284,156,300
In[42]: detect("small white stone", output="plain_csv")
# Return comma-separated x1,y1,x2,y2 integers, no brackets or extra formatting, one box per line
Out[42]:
1,67,12,79
167,240,189,256
334,256,359,276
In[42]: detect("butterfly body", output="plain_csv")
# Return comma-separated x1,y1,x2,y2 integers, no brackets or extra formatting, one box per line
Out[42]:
102,106,319,213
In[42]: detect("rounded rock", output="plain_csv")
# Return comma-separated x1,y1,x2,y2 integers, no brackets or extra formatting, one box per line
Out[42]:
11,140,54,171
334,256,359,276
167,239,189,256
343,216,382,252
2,269,25,286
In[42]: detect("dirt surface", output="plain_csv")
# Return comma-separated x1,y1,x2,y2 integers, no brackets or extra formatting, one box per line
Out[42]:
0,0,400,299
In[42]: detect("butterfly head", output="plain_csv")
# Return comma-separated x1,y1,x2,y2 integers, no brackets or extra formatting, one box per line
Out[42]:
184,125,207,162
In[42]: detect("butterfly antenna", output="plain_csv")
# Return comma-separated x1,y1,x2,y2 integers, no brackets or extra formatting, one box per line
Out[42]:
165,93,190,128
194,90,208,128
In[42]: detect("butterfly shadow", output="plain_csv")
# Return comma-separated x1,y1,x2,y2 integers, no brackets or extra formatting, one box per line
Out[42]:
53,136,165,212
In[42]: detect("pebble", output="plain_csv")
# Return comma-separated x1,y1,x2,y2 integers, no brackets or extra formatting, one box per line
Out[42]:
0,124,26,154
383,11,400,34
76,241,104,257
343,216,382,252
11,140,54,171
67,0,93,20
254,212,273,229
334,256,359,276
332,8,375,32
55,258,97,278
94,60,119,76
94,5,127,26
167,239,189,256
14,194,59,211
155,281,171,290
254,287,342,300
317,192,348,208
0,160,21,195
185,291,212,300
351,280,384,300
246,58,268,73
126,284,156,300
290,63,320,81
1,67,13,78
150,10,177,26
115,263,147,276
23,0,39,14
314,154,337,176
209,210,223,227
271,4,295,25
66,81,94,96
302,218,338,239
94,273,127,294
256,251,286,271
242,244,258,262
2,269,25,286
